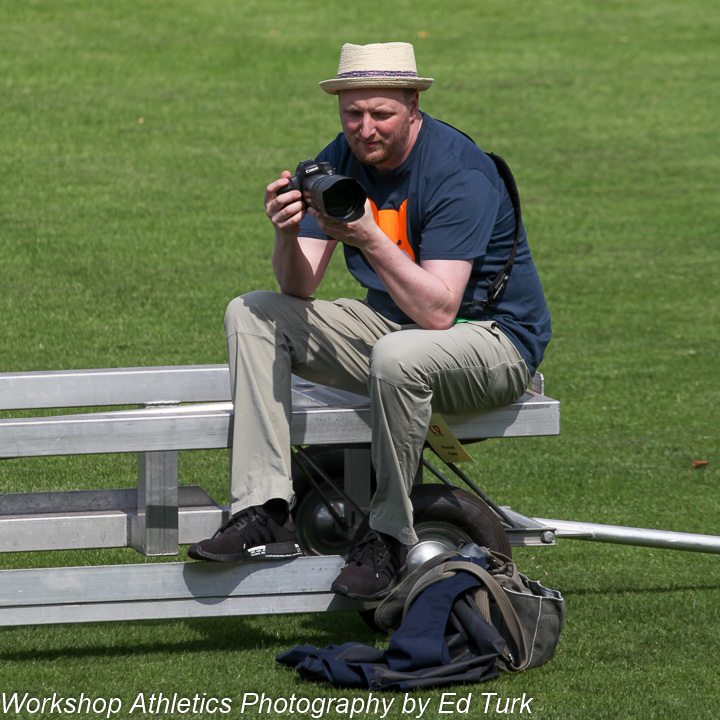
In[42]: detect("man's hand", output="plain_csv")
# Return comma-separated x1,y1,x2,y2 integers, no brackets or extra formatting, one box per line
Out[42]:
265,171,305,239
307,199,381,250
266,171,338,299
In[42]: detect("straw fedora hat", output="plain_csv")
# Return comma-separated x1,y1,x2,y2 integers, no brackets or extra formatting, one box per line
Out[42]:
319,42,434,95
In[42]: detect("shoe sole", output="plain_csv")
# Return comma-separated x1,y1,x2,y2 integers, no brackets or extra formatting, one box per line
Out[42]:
188,541,302,563
330,583,394,602
331,560,408,601
331,573,404,602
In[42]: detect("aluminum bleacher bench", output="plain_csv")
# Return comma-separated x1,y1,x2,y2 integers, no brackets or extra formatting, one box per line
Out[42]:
10,363,714,627
0,364,561,626
0,365,560,553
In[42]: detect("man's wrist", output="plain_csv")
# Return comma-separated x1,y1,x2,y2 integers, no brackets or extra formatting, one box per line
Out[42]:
274,227,300,245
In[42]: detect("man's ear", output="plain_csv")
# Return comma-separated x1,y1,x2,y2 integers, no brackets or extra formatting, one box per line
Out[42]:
407,89,420,117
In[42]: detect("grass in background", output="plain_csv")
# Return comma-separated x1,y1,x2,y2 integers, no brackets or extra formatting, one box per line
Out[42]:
1,0,718,718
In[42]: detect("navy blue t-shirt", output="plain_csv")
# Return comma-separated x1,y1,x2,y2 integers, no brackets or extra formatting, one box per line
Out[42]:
298,113,551,374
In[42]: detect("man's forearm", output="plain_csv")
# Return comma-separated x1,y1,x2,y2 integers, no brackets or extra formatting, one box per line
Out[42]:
362,236,465,329
307,204,471,329
272,233,337,298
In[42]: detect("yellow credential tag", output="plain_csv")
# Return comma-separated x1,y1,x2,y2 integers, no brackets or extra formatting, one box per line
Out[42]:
426,413,475,463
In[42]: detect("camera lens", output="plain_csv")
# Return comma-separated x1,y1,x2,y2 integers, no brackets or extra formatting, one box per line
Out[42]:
306,175,366,223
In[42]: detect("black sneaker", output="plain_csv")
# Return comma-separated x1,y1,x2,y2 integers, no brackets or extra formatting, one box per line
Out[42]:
188,504,302,562
331,529,408,601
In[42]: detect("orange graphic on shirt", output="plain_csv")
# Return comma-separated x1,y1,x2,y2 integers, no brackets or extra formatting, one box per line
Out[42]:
369,199,416,262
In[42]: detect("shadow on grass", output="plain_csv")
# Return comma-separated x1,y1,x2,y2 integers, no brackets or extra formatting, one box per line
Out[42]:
0,611,377,663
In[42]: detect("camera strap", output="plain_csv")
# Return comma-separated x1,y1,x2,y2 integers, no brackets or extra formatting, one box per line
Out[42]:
435,121,522,310
348,121,522,310
480,151,522,309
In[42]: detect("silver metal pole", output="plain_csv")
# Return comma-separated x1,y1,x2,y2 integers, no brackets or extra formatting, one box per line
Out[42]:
534,517,720,554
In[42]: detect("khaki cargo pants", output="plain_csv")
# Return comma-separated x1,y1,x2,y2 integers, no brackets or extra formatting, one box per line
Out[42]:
225,290,531,545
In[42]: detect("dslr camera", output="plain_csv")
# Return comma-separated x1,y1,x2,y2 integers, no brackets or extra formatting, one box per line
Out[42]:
276,160,366,223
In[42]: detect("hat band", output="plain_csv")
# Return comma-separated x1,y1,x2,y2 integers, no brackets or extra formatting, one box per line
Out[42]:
336,70,419,79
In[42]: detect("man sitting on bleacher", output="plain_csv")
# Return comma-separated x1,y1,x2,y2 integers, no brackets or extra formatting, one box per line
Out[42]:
188,42,551,601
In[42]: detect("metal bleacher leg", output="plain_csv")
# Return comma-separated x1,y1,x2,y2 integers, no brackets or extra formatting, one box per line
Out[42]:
133,450,179,556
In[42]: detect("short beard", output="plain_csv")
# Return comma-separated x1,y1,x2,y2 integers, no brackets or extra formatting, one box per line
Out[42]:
350,116,412,170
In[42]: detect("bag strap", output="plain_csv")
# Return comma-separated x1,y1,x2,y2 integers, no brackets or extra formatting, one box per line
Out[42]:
441,560,530,671
402,564,456,617
473,585,491,624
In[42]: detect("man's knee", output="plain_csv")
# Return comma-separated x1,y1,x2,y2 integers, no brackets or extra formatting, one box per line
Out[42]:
225,290,286,336
369,333,426,388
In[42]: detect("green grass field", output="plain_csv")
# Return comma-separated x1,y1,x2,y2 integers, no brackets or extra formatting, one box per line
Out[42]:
1,1,718,718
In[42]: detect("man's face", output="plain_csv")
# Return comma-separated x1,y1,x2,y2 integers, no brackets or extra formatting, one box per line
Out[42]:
338,88,420,171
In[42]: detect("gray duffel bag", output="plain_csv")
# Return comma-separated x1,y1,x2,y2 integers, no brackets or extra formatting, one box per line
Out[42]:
375,545,566,672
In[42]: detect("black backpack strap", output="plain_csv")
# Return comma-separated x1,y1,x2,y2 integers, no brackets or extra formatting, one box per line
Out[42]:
434,120,523,310
479,152,522,309
351,120,522,309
